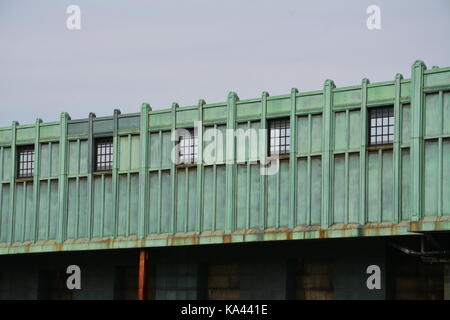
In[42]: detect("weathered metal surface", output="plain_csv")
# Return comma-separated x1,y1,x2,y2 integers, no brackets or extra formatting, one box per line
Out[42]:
0,60,449,255
138,249,148,300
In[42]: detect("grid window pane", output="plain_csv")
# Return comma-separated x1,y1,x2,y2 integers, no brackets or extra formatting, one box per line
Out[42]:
17,146,35,178
368,106,394,146
178,129,198,164
95,138,113,171
269,118,290,156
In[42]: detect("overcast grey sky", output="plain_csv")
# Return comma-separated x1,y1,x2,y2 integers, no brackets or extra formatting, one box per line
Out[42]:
0,0,449,127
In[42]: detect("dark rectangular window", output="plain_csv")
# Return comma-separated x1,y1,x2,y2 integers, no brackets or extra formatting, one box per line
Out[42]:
269,118,290,156
369,106,394,146
178,129,198,164
95,138,113,172
17,145,35,178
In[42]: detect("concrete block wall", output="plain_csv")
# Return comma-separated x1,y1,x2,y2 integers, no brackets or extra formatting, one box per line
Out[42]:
295,258,334,300
240,260,288,300
0,236,448,299
207,263,240,300
154,262,201,300
392,251,444,299
0,249,139,300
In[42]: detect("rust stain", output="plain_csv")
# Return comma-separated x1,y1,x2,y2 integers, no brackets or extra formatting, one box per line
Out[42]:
318,229,327,239
137,249,147,300
286,230,293,240
0,221,440,256
222,234,232,243
54,243,63,251
410,221,418,232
